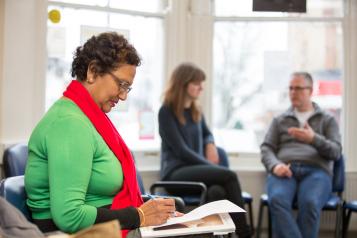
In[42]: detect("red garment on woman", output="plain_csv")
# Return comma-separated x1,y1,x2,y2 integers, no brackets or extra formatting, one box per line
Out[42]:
64,80,143,237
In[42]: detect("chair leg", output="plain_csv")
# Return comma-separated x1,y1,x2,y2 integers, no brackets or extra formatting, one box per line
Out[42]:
256,201,265,238
247,201,255,235
343,210,352,238
335,203,343,238
268,208,272,238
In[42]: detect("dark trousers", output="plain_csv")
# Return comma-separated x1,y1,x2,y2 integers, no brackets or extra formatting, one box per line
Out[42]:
166,164,250,238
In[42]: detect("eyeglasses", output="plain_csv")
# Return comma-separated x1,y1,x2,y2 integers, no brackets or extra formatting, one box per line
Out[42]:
108,72,132,93
289,86,311,92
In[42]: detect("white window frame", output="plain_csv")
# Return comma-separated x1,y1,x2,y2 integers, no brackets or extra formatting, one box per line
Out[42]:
49,1,167,18
1,0,357,172
210,1,346,169
47,0,167,153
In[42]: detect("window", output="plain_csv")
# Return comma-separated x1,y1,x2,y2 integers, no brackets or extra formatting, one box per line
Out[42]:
47,0,166,150
214,0,343,17
213,0,344,153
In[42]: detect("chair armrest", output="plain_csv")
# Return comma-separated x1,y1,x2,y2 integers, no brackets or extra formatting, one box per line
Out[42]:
150,181,207,205
141,194,185,212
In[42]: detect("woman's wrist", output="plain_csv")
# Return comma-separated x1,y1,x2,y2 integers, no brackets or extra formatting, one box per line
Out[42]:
137,207,145,227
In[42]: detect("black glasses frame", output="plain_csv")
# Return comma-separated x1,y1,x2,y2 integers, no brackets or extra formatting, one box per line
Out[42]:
108,72,132,93
289,86,311,92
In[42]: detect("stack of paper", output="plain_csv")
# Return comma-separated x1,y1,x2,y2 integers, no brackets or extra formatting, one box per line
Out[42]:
140,200,245,238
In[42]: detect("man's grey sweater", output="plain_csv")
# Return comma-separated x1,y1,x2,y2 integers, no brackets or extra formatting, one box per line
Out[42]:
261,103,342,175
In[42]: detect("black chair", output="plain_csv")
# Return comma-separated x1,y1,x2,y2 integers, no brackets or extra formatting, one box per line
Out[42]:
136,170,186,213
256,156,345,238
241,191,254,234
150,147,255,233
149,180,208,207
3,143,28,177
150,174,255,235
343,200,357,238
131,149,207,211
0,175,32,221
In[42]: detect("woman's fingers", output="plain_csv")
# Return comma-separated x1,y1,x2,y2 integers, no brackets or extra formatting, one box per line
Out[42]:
139,198,177,226
146,198,175,213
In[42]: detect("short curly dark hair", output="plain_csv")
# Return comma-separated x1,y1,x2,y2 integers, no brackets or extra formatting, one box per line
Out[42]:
71,32,141,81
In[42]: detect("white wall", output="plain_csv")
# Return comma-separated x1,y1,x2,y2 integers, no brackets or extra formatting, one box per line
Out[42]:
164,0,214,123
0,0,4,177
0,0,47,154
0,0,5,145
343,0,357,172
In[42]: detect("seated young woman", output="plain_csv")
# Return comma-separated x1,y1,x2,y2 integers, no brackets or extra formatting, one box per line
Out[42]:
158,62,251,238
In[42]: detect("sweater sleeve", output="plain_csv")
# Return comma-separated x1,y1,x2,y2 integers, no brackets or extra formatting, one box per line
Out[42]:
260,118,283,172
95,206,140,230
201,115,215,145
159,106,211,165
312,115,342,160
46,116,97,233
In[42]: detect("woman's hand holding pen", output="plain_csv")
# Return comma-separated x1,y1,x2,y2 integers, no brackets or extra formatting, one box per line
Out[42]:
137,197,177,227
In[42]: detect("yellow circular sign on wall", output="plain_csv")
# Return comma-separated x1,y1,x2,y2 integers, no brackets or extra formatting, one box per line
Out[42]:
48,9,61,24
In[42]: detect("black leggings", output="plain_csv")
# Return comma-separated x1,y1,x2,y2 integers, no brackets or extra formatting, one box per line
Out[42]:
166,165,250,237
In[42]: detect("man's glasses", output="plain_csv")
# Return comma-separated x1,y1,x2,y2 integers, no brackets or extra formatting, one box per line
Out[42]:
289,86,311,92
108,72,132,93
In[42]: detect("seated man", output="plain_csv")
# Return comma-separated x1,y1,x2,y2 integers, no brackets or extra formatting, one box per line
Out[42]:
260,72,342,238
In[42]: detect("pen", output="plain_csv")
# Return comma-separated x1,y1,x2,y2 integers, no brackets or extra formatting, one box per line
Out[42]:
147,194,155,200
147,194,178,217
147,194,177,217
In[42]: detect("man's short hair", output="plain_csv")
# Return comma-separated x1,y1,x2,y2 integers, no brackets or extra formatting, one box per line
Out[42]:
292,72,313,86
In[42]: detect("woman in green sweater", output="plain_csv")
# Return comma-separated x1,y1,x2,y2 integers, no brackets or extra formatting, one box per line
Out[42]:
25,32,176,238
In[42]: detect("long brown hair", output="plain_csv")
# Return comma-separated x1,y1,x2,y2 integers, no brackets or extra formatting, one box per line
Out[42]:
163,63,205,124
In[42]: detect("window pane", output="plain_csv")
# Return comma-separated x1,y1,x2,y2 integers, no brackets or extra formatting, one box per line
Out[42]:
46,6,164,150
48,0,109,7
108,14,164,150
47,7,109,109
48,0,166,13
109,0,166,13
214,0,344,18
213,21,343,153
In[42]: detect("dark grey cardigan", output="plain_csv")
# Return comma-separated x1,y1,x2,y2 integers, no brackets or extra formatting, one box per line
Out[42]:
158,105,214,180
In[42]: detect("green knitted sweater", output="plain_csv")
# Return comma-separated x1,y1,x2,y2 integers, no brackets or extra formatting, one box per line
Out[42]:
25,98,123,233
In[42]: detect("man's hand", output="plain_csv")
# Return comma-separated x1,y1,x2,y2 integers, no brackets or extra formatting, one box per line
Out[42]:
272,163,292,177
205,143,219,164
287,123,315,144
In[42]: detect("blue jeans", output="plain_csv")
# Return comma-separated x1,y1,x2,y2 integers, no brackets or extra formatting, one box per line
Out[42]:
266,163,332,238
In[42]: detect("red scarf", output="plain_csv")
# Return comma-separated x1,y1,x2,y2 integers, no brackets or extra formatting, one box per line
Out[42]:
63,80,143,237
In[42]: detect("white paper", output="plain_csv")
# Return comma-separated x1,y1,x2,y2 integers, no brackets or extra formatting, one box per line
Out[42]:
141,213,236,238
153,199,245,228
